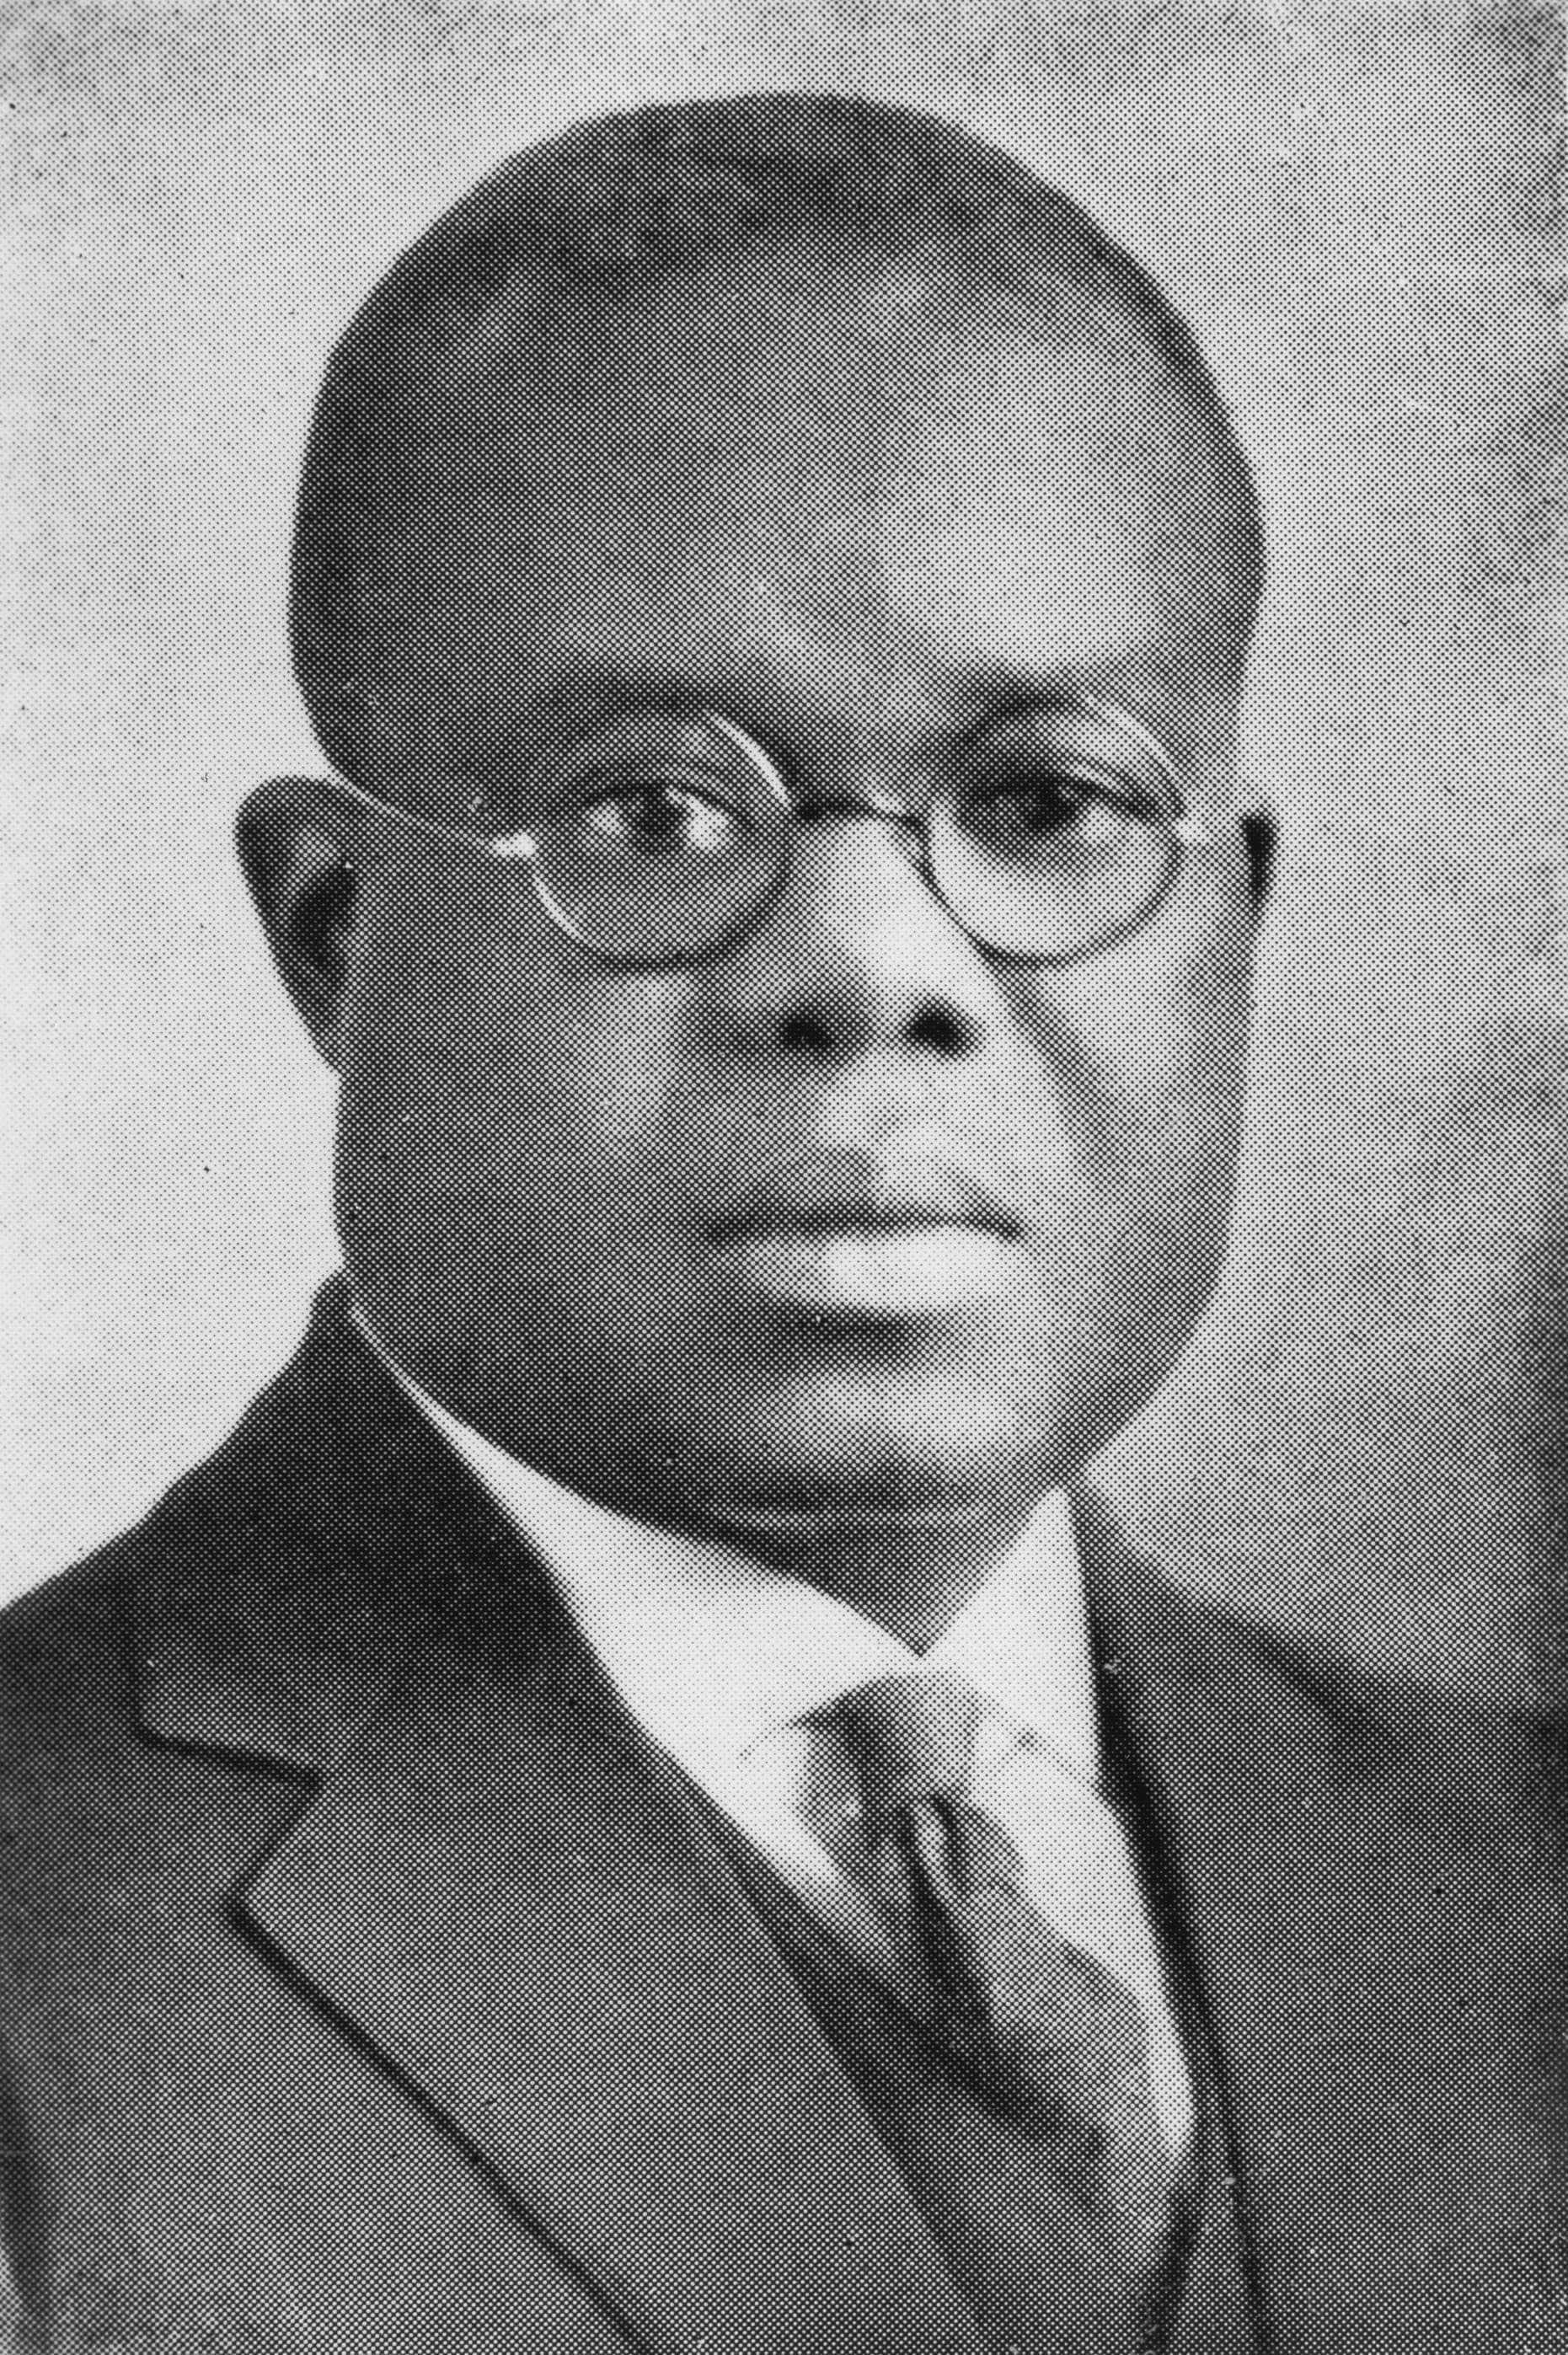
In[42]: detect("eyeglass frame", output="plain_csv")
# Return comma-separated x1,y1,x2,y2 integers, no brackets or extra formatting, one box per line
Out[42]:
306,698,1220,971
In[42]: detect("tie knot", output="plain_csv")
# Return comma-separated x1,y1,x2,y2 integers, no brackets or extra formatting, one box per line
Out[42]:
836,1668,985,1822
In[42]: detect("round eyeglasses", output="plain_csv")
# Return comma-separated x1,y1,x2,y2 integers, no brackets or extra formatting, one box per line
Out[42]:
315,698,1215,969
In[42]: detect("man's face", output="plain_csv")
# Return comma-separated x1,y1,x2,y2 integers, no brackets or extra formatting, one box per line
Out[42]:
329,244,1264,1546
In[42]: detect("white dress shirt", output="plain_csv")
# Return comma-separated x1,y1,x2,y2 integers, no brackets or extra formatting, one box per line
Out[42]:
361,1317,1196,2156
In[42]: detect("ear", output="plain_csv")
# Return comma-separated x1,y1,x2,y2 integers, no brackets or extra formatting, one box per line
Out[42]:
236,776,359,1066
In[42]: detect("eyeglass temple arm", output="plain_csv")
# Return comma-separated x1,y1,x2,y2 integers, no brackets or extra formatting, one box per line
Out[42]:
316,772,541,863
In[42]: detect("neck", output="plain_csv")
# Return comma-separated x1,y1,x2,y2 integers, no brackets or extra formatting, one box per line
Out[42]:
702,1488,1043,1650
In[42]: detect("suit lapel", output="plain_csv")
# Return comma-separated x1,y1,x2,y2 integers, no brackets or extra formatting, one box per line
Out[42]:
1165,2170,1255,2355
1156,1862,1260,2355
131,1288,984,2355
1082,1495,1566,2355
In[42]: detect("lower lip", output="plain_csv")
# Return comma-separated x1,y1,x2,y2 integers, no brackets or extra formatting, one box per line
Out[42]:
716,1224,1018,1313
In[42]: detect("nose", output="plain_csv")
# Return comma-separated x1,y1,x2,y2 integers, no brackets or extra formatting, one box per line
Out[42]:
712,804,1008,1062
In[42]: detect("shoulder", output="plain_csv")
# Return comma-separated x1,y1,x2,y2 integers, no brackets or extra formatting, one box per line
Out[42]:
0,1282,352,1790
0,1277,542,1805
1073,1481,1568,1962
0,1423,269,1856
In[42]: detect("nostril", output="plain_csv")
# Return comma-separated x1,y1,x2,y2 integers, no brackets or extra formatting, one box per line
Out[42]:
908,1006,971,1057
778,1010,837,1057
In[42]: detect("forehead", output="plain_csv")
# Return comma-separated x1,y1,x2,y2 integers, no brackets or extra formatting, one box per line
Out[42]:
382,242,1237,758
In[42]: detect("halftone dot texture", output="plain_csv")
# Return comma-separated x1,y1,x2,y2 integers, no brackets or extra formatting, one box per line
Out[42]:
2,20,1565,2355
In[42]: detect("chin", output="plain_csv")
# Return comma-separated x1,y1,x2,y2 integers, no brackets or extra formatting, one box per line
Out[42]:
669,1367,1060,1537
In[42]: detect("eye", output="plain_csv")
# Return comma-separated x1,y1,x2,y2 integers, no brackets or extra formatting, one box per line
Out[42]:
575,779,746,855
954,768,1159,863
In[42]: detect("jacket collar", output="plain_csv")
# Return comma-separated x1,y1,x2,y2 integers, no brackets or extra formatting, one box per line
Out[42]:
128,1276,531,1774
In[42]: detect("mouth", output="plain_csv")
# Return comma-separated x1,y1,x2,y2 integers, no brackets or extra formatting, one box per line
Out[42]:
708,1147,1025,1314
713,1223,1018,1314
710,1142,1024,1242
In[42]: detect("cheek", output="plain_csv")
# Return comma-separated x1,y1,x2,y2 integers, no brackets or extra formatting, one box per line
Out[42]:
1046,898,1257,1232
339,890,693,1232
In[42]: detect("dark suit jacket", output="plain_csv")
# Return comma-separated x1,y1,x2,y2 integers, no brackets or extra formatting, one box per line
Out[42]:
2,1282,1564,2353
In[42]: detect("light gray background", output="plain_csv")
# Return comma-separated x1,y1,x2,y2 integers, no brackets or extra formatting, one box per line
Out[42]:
3,0,1565,1702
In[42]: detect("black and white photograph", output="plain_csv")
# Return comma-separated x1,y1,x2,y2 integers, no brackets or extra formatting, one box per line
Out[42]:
3,6,1565,2348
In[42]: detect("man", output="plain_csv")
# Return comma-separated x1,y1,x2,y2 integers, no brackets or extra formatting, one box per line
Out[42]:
1,91,1561,2355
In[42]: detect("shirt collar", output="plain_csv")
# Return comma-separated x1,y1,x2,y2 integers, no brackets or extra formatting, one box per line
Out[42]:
356,1309,1100,1785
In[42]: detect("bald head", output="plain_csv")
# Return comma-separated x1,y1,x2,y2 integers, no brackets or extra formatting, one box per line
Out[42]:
290,93,1266,781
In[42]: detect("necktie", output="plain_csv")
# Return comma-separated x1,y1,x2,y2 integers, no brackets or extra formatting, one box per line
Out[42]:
834,1667,1180,2298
